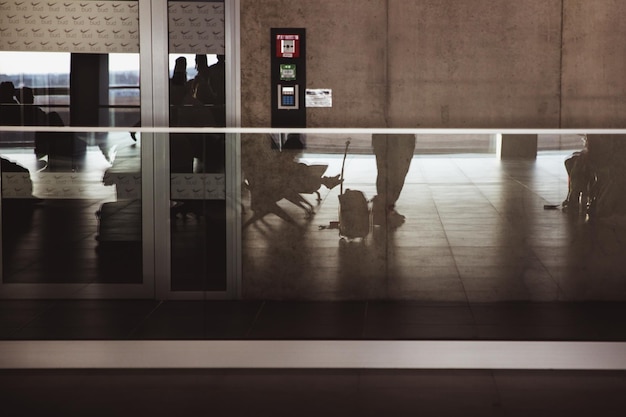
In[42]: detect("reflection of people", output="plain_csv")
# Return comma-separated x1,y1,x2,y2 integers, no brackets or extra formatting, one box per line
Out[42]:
563,135,596,214
170,56,210,173
191,54,212,105
17,87,47,126
0,81,20,125
0,81,18,103
1,157,39,237
170,56,189,107
43,110,83,170
190,54,225,125
371,134,416,228
584,134,626,221
206,54,226,126
242,135,341,224
186,54,225,174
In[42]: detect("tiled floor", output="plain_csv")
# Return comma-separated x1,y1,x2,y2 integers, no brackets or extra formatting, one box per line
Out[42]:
1,137,625,415
1,369,625,416
1,299,625,340
1,136,626,341
3,135,625,301
242,149,626,302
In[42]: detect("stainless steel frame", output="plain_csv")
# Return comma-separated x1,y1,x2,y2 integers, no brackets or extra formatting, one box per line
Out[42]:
154,0,241,300
0,0,242,300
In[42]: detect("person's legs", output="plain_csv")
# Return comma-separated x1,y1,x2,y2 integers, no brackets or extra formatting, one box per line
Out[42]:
385,134,416,205
372,134,416,227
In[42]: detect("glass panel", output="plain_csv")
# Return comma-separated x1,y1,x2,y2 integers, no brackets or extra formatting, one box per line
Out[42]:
0,129,143,284
241,131,626,306
168,1,227,292
107,53,141,128
0,52,71,128
1,51,142,284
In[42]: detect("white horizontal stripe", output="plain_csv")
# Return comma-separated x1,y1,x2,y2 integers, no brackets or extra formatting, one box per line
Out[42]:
2,126,626,135
1,341,625,370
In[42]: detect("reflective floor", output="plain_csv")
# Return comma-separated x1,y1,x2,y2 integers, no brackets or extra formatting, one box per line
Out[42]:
243,150,626,302
1,369,625,416
1,139,626,414
1,136,626,342
1,132,143,284
1,299,625,340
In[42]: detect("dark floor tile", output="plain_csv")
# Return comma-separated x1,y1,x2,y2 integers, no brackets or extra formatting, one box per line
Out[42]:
470,302,626,340
129,301,213,340
201,300,264,339
366,301,474,325
363,301,477,339
10,300,159,340
248,301,367,339
493,370,626,416
0,300,57,330
131,300,263,339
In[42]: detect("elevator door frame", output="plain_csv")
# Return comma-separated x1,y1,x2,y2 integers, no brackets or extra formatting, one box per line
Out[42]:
151,0,241,300
0,0,241,300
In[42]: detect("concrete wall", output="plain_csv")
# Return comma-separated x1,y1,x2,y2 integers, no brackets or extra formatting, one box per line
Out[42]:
241,0,388,127
561,0,626,128
240,0,626,128
387,1,561,128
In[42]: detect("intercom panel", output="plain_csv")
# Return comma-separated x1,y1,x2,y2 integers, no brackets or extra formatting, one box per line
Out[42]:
271,28,306,129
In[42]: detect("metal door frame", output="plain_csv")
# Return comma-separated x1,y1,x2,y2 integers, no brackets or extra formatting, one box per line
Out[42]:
0,0,241,300
152,0,241,300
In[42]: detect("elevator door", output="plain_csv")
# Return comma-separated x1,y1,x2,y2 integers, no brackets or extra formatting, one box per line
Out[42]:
152,0,238,299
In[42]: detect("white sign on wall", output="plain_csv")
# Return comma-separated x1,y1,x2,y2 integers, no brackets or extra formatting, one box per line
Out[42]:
306,89,333,108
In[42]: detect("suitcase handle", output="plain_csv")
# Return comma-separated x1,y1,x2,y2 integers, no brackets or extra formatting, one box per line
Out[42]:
340,139,350,195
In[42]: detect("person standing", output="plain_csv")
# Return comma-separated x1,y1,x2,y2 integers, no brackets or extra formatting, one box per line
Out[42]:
371,134,416,228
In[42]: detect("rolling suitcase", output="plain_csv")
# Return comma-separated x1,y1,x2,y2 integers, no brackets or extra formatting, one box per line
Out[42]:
338,140,370,239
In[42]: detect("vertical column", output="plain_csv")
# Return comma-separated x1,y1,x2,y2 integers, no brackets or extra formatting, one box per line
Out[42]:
69,53,109,126
139,0,158,298
225,0,242,298
497,134,538,159
147,0,171,299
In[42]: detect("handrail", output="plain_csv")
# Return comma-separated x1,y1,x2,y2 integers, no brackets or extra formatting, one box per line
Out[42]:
1,126,626,135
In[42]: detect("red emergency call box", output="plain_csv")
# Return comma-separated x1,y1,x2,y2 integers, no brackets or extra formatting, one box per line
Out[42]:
275,34,300,58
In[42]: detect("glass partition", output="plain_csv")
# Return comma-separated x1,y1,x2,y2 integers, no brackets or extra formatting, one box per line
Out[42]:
240,130,626,304
0,127,624,347
1,47,144,290
0,127,143,286
167,0,228,293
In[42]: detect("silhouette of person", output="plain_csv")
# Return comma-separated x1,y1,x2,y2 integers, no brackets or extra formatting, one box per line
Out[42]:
191,54,212,105
15,86,49,160
17,87,34,104
17,87,47,126
0,81,20,125
185,54,225,174
0,81,18,104
562,135,595,215
371,134,416,228
205,54,226,126
170,56,189,108
190,54,225,125
170,56,201,174
242,134,342,225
